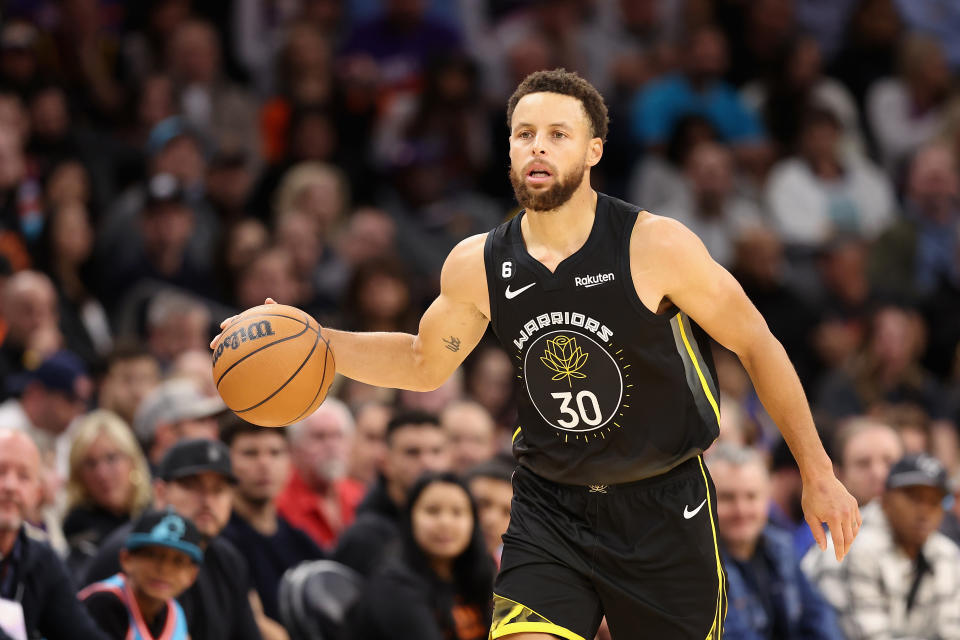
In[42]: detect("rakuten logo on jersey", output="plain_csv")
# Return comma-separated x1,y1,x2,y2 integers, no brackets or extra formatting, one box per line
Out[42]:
574,272,615,288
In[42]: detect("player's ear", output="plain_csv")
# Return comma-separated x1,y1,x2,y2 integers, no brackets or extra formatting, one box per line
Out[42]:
587,138,603,167
586,137,603,167
119,548,131,573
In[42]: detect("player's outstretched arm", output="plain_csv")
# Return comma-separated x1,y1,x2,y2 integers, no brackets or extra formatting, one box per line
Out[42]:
636,216,861,561
212,235,490,393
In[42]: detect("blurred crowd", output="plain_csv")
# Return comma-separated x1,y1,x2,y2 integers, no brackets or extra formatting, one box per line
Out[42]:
1,0,960,639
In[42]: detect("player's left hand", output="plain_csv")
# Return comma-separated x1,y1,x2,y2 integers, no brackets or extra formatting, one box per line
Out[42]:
801,472,861,562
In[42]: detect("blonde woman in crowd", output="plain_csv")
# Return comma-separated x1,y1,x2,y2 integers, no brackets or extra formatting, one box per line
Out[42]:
63,409,152,582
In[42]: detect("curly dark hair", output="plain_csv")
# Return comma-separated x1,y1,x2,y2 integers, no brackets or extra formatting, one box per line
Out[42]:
506,68,609,142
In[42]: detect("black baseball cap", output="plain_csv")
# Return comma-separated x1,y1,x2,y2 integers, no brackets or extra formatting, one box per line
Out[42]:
126,508,203,564
158,439,236,484
886,453,949,494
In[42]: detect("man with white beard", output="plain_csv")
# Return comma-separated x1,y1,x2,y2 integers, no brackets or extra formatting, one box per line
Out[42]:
276,398,366,550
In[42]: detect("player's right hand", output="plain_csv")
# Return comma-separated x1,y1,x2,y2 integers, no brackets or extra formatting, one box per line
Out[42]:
209,297,278,349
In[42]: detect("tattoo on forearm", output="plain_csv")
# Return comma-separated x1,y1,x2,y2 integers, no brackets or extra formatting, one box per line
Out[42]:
443,336,461,352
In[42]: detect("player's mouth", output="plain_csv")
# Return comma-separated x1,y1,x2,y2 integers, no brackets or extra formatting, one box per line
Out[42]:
525,163,554,185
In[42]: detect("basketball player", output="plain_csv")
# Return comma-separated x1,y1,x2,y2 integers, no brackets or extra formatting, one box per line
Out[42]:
214,69,861,639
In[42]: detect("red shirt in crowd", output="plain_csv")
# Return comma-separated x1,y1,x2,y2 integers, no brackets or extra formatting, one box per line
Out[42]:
276,468,366,549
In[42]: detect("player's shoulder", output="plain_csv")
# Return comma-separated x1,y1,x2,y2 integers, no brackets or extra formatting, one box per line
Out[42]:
440,233,489,298
443,233,487,277
631,210,705,256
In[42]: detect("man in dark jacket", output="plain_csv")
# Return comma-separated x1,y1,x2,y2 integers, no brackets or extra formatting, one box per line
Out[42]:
0,429,108,640
333,411,449,576
709,443,844,640
83,439,263,640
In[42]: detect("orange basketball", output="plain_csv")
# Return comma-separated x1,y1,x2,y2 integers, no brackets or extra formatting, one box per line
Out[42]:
212,304,335,427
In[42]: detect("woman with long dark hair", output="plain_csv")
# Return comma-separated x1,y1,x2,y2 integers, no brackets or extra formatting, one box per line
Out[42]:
344,472,495,640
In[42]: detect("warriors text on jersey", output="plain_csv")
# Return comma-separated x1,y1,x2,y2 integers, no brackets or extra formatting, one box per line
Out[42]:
484,193,721,485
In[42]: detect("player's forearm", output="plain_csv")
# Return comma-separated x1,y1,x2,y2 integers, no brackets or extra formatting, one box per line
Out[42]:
323,328,443,391
738,333,833,480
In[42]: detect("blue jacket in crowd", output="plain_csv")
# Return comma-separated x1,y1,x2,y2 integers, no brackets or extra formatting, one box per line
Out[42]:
721,525,845,640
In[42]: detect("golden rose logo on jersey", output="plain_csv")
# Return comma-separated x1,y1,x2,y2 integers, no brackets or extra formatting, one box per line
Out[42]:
540,335,589,386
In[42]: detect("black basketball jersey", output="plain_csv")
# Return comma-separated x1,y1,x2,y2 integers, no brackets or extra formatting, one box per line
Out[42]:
483,193,720,485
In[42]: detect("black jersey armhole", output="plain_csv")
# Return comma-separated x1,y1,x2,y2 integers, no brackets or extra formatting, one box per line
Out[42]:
483,230,500,331
617,203,675,324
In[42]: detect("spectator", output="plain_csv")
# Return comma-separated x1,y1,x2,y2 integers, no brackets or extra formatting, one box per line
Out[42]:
829,0,902,109
271,162,349,239
0,428,109,639
100,117,220,292
709,443,844,640
343,472,494,640
816,304,943,422
465,453,514,566
108,174,217,308
870,142,960,302
133,379,225,467
630,26,765,150
729,228,820,389
274,209,347,313
84,439,263,640
233,247,303,311
346,401,391,486
38,200,112,366
340,256,419,333
276,398,365,549
220,416,323,623
64,409,152,581
659,141,763,267
874,403,934,455
462,341,517,440
144,290,213,370
765,107,895,250
80,509,202,640
0,350,92,484
440,399,498,472
334,410,450,577
810,238,875,379
0,270,61,390
215,218,270,303
831,417,904,509
803,454,960,639
627,115,721,238
866,34,952,173
170,349,220,399
741,35,864,158
166,19,259,164
97,343,162,425
335,207,397,271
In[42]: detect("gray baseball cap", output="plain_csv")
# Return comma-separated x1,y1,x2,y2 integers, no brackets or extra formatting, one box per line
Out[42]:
133,379,226,446
886,454,949,494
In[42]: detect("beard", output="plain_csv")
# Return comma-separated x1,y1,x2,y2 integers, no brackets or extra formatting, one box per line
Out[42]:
509,160,586,212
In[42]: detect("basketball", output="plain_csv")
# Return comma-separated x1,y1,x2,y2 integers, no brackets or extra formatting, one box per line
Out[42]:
212,304,335,427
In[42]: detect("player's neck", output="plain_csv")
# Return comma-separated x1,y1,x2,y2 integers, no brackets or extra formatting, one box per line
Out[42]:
522,186,598,265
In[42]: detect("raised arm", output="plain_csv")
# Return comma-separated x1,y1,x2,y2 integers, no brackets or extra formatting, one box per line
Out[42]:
214,234,491,393
634,215,861,560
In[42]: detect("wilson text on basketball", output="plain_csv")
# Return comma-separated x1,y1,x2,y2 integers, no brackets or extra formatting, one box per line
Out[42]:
213,320,277,366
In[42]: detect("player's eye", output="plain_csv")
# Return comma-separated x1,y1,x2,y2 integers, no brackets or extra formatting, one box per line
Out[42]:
552,131,566,138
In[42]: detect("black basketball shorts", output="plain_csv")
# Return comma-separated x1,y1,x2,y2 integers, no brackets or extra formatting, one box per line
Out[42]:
490,456,727,639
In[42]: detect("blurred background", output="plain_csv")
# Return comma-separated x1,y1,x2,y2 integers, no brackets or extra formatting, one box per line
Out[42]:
2,1,960,639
